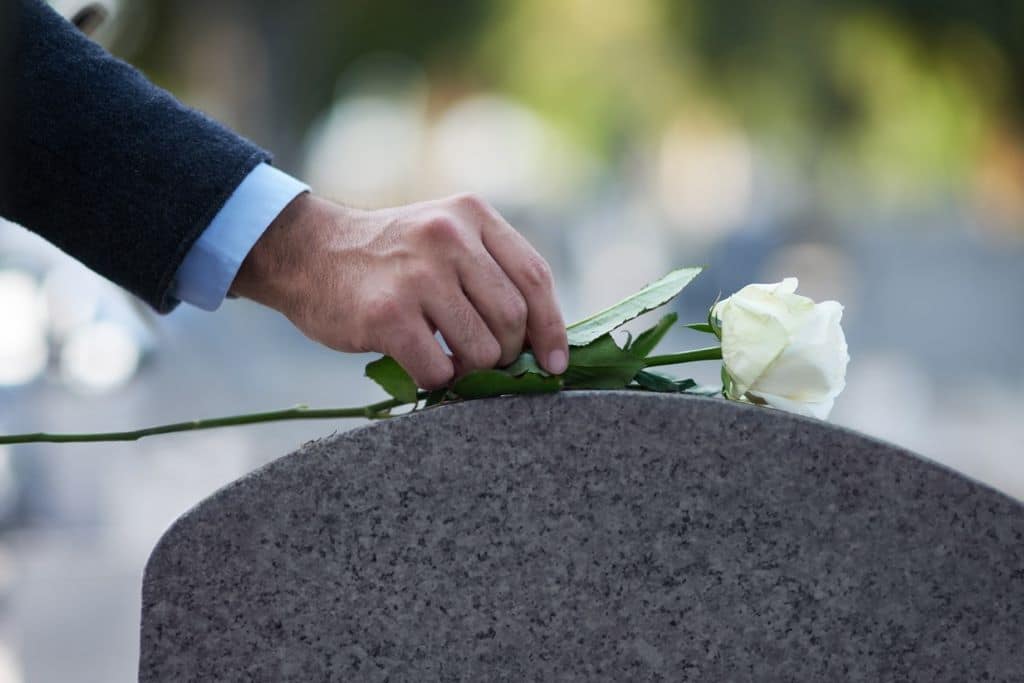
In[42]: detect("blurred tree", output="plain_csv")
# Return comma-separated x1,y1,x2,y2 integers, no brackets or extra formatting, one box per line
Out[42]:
119,0,1022,199
664,0,1022,193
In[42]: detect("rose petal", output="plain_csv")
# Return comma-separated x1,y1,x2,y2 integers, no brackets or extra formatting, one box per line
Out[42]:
750,390,836,420
719,296,790,396
753,302,848,402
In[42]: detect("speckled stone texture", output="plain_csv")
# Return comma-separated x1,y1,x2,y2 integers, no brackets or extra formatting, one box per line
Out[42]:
140,392,1024,682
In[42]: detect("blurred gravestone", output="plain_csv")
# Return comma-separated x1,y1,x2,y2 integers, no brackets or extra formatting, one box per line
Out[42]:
139,392,1024,681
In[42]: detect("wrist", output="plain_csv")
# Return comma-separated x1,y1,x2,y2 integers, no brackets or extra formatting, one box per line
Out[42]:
230,191,319,310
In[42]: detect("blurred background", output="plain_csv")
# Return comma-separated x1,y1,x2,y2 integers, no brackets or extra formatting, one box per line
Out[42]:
1,0,1022,678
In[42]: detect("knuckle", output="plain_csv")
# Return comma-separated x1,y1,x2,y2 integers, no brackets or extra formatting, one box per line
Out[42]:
385,330,452,390
472,337,502,369
418,215,463,244
385,331,422,368
363,293,403,328
520,255,553,291
385,327,418,357
418,360,454,390
452,192,491,215
500,293,529,330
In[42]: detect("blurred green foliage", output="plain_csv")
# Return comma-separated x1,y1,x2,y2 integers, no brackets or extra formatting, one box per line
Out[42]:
126,0,1022,192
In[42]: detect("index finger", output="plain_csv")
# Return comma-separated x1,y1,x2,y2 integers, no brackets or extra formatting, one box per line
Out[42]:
480,218,568,375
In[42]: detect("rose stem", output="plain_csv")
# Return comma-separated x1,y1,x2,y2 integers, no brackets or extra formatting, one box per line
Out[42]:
644,346,722,367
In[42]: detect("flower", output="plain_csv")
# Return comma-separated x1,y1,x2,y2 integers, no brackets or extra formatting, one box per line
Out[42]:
712,278,849,419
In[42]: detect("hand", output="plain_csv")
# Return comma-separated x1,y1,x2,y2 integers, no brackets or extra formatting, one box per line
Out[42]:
230,192,569,389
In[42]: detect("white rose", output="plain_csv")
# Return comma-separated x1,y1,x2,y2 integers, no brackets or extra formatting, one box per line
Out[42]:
712,278,849,420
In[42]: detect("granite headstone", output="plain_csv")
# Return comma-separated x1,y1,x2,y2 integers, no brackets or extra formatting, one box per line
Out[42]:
139,391,1024,681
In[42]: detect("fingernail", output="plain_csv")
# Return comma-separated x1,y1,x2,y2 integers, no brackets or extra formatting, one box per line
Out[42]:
547,349,568,374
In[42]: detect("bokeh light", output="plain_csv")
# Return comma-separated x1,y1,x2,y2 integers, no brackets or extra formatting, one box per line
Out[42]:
430,95,586,207
657,115,753,239
304,93,426,207
41,261,104,340
0,270,48,386
59,321,141,394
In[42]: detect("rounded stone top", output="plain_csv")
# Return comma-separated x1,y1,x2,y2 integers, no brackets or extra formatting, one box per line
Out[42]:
141,391,1024,682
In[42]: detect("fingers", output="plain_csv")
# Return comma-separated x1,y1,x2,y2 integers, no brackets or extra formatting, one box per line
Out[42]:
381,315,454,390
476,212,568,374
347,192,565,390
422,285,503,377
456,250,528,367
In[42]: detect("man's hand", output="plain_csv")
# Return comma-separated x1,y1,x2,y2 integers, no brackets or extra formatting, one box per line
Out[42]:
230,193,569,389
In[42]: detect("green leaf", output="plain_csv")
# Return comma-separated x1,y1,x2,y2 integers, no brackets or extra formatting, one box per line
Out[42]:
633,370,698,393
365,356,418,403
675,378,698,392
628,313,678,358
452,369,562,399
684,322,715,334
633,370,679,392
681,384,722,397
566,267,703,346
502,350,551,377
562,334,645,389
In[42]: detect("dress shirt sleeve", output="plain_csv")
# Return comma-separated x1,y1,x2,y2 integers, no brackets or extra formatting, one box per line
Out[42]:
169,162,310,311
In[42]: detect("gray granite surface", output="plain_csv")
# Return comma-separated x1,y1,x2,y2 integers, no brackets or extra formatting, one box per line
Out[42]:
139,391,1024,682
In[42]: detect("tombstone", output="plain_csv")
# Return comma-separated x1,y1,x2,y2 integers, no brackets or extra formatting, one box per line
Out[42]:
139,391,1024,681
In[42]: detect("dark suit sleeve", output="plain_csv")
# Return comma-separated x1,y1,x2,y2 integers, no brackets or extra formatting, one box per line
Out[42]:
0,0,272,312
